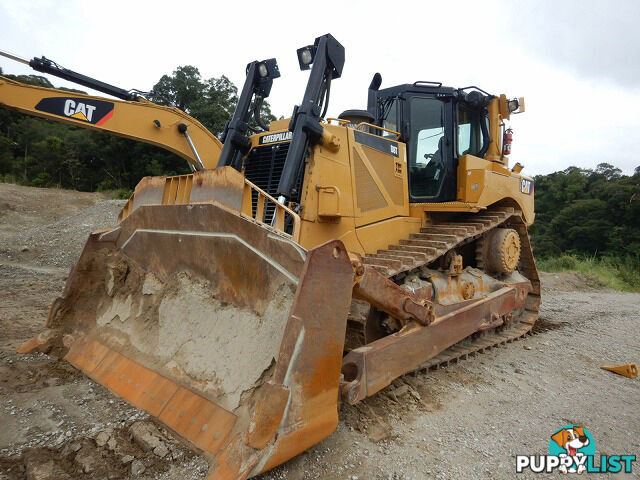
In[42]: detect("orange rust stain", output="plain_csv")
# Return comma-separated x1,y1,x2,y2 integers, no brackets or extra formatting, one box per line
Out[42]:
246,383,289,449
91,351,179,416
208,434,256,480
258,409,337,474
299,341,344,398
64,336,110,373
159,387,236,455
300,388,340,422
16,331,56,354
64,337,237,459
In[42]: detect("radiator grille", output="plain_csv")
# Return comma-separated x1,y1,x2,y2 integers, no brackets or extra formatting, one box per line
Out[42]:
354,148,386,212
244,142,302,221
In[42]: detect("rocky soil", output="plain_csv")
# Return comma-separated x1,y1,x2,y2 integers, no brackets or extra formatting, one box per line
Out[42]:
1,182,639,479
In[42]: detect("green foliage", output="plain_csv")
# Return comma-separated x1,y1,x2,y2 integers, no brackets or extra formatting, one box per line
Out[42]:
533,164,640,290
148,66,274,135
109,188,133,200
0,66,276,191
532,163,640,259
537,254,640,292
4,73,54,88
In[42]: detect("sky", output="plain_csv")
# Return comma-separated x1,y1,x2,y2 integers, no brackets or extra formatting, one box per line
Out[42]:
1,0,639,176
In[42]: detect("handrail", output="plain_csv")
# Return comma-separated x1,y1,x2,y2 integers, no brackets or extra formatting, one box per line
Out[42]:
326,117,351,125
355,122,401,140
241,179,301,241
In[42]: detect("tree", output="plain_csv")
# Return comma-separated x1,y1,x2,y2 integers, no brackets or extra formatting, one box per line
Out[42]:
148,66,205,111
532,165,640,259
148,66,275,136
595,162,622,181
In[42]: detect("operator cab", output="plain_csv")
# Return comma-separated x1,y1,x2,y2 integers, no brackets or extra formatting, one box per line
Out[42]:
366,77,491,203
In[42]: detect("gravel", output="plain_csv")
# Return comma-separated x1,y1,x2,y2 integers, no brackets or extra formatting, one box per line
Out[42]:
1,199,125,268
256,280,640,480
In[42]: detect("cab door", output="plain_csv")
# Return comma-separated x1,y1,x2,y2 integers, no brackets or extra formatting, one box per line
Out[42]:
405,95,456,203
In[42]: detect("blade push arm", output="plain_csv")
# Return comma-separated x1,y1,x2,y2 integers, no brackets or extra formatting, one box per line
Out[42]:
217,58,280,170
0,75,222,170
277,34,345,200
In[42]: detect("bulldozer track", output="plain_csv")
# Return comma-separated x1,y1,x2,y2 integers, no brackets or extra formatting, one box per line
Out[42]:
413,322,534,373
362,205,541,376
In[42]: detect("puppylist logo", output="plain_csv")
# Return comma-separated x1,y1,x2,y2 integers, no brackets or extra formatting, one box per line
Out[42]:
516,425,636,474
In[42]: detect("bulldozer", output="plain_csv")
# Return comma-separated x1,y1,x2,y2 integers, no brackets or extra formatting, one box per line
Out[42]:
0,34,539,479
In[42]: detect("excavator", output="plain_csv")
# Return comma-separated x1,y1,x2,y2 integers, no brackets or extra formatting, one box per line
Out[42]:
0,34,539,479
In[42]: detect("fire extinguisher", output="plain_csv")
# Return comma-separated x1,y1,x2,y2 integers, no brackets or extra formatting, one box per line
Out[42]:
503,128,513,156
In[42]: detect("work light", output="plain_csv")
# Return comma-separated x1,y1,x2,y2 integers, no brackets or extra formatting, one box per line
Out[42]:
296,45,316,70
249,58,280,80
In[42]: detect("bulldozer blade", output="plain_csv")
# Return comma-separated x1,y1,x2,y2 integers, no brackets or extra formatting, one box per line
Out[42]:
23,199,355,479
600,363,638,378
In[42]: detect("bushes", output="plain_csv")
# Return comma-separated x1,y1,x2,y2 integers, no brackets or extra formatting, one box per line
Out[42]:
109,188,133,200
532,164,640,291
537,254,640,292
533,164,640,259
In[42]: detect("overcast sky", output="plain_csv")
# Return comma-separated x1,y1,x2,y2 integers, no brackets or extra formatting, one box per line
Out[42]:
1,0,639,176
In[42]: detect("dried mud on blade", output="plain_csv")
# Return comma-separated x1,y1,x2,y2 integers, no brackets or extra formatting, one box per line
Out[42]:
22,201,355,479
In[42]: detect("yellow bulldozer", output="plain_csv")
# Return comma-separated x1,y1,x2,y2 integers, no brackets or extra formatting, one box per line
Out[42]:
0,34,539,479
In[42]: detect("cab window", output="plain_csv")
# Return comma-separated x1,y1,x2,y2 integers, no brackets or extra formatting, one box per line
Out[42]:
409,97,446,197
381,97,399,137
457,106,481,156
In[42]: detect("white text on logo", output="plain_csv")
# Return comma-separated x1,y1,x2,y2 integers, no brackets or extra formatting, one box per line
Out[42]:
63,99,97,122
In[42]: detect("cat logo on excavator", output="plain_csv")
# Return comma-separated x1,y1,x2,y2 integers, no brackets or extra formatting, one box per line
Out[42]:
34,97,114,125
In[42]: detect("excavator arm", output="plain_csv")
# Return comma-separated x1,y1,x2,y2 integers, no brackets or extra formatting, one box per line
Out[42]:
0,75,222,170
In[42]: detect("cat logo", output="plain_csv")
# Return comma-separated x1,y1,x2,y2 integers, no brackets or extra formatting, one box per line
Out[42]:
63,99,96,122
520,178,534,195
35,97,115,126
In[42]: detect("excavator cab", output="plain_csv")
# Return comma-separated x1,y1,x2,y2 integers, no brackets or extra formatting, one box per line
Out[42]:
368,80,489,203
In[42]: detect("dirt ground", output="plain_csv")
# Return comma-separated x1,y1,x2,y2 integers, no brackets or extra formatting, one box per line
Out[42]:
1,182,638,479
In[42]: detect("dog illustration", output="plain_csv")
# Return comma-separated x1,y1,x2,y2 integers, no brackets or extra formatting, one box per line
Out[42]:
551,426,590,474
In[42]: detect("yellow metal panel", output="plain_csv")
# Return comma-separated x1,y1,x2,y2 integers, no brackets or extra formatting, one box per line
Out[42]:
317,186,341,217
409,202,481,215
452,154,535,224
361,145,404,206
165,177,179,205
348,129,409,228
256,193,265,222
355,217,422,254
353,148,387,212
268,118,291,131
297,126,363,253
459,170,484,203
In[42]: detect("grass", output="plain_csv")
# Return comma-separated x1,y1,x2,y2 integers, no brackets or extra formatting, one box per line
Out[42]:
107,188,133,200
538,254,640,292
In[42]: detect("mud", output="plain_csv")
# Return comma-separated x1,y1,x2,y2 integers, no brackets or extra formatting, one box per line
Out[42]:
0,420,203,480
67,253,296,411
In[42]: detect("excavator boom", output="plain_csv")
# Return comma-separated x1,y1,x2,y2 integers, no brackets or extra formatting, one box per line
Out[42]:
0,74,221,171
